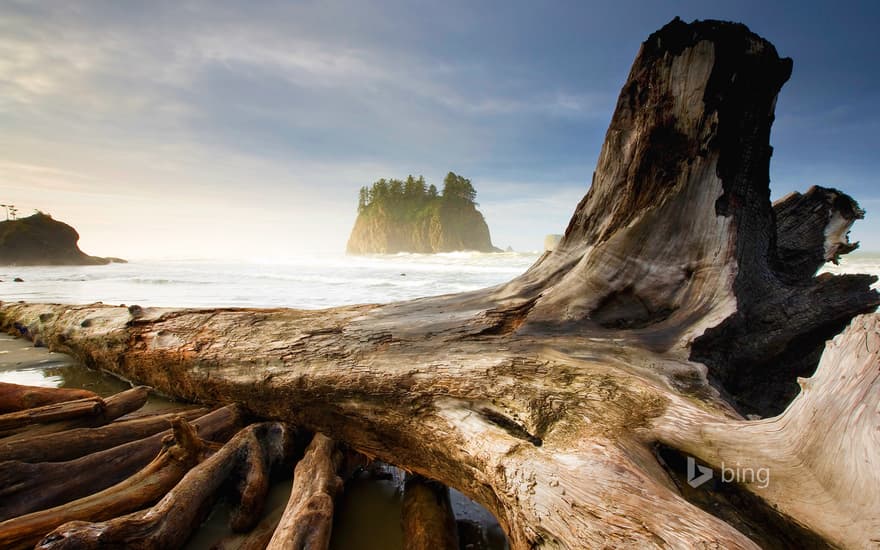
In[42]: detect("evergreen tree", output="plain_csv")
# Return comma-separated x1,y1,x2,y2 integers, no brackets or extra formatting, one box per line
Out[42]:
358,187,369,213
442,172,476,203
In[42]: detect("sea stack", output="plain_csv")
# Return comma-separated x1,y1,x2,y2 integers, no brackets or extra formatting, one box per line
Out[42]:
347,172,498,254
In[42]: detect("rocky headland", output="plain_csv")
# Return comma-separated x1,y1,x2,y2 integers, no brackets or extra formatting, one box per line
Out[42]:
0,212,125,266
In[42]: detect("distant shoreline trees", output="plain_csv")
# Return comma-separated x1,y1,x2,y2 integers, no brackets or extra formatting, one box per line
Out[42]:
356,172,478,215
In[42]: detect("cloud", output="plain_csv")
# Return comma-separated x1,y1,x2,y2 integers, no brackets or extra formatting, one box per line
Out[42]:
2,1,876,258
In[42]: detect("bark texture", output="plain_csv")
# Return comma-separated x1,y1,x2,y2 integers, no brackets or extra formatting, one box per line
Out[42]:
266,433,343,550
35,422,293,550
402,474,459,550
0,382,97,413
1,17,878,549
0,418,212,550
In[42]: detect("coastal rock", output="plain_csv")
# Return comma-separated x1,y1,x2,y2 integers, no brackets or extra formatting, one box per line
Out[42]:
346,173,497,254
0,213,126,266
543,234,562,252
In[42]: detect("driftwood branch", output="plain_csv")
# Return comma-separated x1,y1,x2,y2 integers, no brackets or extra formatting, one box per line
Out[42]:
266,433,343,550
0,407,208,463
402,474,459,550
0,404,244,521
0,386,149,439
0,382,97,413
0,417,211,550
35,422,293,550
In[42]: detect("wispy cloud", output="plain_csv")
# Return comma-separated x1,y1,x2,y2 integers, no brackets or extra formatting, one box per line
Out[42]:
0,1,877,255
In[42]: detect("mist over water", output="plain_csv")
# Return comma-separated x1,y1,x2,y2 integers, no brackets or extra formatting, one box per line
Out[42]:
2,251,878,310
0,252,540,309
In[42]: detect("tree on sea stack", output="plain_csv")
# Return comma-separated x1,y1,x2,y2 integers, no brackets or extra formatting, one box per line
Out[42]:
2,18,879,549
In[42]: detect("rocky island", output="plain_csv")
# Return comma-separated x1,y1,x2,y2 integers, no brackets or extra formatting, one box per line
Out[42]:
346,172,498,254
0,212,125,266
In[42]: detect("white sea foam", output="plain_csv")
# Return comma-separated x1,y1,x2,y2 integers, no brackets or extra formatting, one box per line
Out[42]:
0,252,540,309
2,251,876,310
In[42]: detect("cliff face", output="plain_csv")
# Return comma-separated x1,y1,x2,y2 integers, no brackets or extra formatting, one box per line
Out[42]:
0,213,125,266
347,199,495,254
346,172,497,254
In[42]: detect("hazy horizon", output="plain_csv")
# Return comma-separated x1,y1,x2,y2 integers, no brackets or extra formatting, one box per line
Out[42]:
3,1,879,259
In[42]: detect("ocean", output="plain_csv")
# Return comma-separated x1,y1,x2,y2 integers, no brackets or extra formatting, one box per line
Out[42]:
1,251,877,309
0,252,540,309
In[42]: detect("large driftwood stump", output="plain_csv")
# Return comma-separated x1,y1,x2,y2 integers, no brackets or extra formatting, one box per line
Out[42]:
1,18,878,548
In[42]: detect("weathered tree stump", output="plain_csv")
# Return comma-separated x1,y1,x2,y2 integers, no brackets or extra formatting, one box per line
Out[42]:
0,18,878,549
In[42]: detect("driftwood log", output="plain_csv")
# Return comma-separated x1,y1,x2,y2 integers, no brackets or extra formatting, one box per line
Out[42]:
402,474,460,550
0,407,209,463
1,17,879,548
0,417,213,550
35,422,293,550
0,385,149,439
266,432,343,550
0,382,97,413
0,404,244,521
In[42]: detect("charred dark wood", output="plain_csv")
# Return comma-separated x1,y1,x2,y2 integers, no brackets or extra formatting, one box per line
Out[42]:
773,185,863,281
0,382,98,413
35,422,293,550
0,404,244,521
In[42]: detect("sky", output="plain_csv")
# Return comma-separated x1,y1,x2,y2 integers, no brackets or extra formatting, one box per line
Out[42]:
1,0,878,259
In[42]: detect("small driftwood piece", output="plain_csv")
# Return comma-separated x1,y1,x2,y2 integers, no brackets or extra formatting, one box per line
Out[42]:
35,422,293,550
0,397,104,434
402,474,459,550
0,404,244,521
0,386,150,439
0,417,211,550
266,433,343,550
0,407,209,463
0,382,97,413
210,509,285,550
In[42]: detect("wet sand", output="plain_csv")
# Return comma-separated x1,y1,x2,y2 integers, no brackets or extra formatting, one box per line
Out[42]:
0,333,181,414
